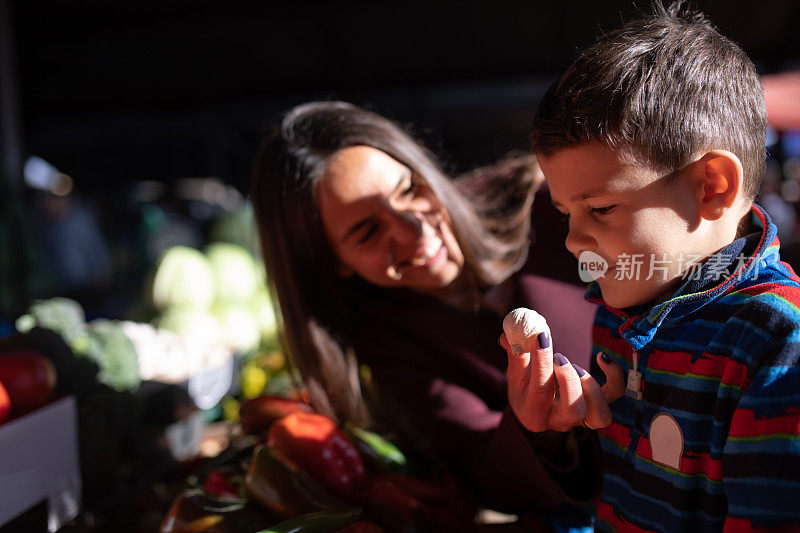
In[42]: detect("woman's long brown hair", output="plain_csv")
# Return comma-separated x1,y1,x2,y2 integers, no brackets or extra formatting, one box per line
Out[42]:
250,101,539,425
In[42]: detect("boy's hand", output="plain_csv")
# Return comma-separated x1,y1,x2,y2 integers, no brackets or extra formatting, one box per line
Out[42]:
500,332,624,432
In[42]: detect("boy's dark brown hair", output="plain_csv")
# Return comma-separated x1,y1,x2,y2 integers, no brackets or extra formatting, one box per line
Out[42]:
530,1,767,200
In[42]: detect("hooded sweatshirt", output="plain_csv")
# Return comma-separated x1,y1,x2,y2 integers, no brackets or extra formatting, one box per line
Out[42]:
589,205,800,532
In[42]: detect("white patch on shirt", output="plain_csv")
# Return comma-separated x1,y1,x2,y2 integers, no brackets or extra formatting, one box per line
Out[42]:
649,412,684,470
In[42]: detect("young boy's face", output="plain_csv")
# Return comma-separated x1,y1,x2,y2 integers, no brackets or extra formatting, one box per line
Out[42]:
539,142,703,309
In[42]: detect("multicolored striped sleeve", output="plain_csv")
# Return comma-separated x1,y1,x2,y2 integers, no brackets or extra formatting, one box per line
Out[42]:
722,339,800,531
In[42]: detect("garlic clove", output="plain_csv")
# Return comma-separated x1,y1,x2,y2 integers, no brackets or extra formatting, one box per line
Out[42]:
502,307,548,356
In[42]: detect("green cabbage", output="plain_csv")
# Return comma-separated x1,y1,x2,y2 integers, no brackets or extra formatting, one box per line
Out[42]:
151,246,214,310
251,290,278,345
211,302,261,354
204,243,259,304
156,308,224,347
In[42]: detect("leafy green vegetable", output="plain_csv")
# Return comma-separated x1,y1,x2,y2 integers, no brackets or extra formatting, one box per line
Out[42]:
78,319,141,392
15,297,87,345
156,308,224,346
212,302,261,354
251,291,278,346
152,246,215,310
346,426,408,474
205,242,259,304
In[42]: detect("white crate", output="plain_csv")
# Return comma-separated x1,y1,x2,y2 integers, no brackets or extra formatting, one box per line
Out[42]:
0,396,81,532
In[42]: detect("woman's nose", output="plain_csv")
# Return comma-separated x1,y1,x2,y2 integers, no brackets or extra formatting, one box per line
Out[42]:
390,208,424,244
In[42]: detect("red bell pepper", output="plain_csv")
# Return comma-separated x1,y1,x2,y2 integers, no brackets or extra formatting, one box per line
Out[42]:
240,395,314,435
202,469,240,500
266,412,366,498
245,445,343,520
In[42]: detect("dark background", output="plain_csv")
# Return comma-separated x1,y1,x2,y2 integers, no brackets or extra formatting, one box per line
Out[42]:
7,0,800,190
1,0,800,319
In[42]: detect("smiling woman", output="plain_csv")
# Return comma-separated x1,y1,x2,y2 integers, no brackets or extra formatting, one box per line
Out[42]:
250,101,612,527
251,101,535,422
317,145,465,293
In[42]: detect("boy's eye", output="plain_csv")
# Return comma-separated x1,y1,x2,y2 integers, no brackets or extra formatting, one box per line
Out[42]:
590,205,616,216
553,206,570,221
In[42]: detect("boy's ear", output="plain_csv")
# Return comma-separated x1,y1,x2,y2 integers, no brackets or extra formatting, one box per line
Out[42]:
689,150,744,221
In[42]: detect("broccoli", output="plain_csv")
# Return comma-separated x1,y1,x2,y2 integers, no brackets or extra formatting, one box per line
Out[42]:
15,297,87,346
78,319,141,393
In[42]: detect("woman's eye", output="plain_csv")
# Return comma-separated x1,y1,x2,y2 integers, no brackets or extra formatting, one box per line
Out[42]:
357,224,378,244
590,205,616,216
401,178,418,197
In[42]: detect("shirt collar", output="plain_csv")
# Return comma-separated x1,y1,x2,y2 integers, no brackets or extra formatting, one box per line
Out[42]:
585,204,780,350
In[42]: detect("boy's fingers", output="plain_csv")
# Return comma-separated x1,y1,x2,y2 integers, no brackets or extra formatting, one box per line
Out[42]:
549,353,586,430
597,352,625,403
574,364,613,429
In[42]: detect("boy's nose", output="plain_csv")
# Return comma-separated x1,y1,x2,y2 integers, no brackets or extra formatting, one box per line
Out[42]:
565,219,596,257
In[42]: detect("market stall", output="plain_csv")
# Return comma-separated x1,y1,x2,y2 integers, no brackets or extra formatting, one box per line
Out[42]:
0,194,493,532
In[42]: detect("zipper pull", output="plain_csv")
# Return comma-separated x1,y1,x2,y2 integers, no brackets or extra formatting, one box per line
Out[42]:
625,351,644,400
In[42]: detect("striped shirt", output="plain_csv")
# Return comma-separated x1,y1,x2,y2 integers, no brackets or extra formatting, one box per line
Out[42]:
588,205,800,532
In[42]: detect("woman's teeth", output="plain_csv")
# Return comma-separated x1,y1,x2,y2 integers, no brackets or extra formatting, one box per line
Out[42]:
410,236,443,266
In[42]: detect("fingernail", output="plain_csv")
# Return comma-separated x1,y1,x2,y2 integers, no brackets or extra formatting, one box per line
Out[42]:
600,352,613,364
554,352,568,366
538,331,551,350
572,363,587,377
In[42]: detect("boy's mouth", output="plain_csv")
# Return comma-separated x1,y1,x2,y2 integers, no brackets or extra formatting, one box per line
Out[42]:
577,250,611,282
598,263,618,279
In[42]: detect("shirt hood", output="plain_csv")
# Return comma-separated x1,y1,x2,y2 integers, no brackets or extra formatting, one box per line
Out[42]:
585,204,781,350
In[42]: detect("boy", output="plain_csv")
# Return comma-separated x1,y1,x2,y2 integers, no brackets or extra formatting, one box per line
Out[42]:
530,2,800,531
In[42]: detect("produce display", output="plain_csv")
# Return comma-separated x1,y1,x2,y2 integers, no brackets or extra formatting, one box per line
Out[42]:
150,241,276,356
160,395,476,533
142,227,281,395
0,204,477,531
15,298,141,394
